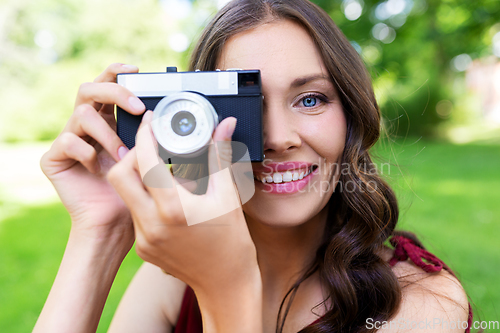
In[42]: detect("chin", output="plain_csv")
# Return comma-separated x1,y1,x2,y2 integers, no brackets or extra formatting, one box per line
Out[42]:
243,193,330,228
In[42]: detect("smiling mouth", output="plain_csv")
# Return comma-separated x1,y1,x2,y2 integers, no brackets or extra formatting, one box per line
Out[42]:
253,165,318,184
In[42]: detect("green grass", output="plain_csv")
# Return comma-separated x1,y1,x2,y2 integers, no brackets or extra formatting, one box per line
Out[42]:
0,139,499,332
373,138,500,325
0,202,143,333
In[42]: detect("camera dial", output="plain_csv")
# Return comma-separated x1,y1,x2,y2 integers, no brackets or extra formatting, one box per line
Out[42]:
151,92,218,158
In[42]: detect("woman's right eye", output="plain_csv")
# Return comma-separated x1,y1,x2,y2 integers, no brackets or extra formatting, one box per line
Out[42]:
302,96,318,107
296,93,329,110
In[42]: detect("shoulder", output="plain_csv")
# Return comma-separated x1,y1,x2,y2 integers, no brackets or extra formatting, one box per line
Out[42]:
375,246,470,333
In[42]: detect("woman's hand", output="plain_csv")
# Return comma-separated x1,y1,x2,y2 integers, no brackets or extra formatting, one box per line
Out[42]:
40,63,145,244
34,63,149,333
107,112,263,332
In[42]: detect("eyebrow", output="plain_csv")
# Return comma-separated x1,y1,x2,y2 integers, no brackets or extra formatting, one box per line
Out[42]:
290,74,331,88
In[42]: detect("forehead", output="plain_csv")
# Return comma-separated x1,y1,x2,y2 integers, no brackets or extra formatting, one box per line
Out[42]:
217,20,327,80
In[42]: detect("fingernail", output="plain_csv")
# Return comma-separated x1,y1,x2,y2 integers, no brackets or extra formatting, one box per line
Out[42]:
129,96,145,112
142,110,153,122
122,64,138,71
118,146,129,160
225,118,237,140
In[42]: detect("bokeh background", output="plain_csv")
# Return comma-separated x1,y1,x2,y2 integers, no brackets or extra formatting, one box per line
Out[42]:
0,0,499,331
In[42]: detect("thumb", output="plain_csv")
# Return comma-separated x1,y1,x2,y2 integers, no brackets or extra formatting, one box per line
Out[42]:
209,117,236,173
213,116,237,142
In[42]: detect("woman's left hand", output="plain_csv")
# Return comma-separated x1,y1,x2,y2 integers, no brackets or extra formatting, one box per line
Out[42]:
107,111,263,332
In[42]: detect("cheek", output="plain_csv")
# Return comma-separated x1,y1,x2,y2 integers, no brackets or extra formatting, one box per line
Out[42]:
300,112,346,161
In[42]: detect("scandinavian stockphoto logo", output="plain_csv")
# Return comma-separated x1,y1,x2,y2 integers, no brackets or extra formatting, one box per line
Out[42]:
366,317,500,331
256,158,391,195
136,121,255,226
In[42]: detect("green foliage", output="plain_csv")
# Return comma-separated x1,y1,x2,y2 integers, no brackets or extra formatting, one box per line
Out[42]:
0,0,208,142
0,0,499,142
313,0,500,138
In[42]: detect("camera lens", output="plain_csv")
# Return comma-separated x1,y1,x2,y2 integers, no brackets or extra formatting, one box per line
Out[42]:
152,92,218,158
171,111,196,136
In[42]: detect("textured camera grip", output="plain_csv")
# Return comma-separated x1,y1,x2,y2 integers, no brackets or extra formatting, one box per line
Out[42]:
116,107,143,149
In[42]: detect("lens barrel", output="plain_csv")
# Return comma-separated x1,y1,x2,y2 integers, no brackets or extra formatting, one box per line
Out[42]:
151,92,218,158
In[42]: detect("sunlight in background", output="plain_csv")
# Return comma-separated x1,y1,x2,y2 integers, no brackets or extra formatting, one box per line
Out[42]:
160,0,192,18
217,0,232,9
374,0,413,21
342,0,363,21
451,54,472,72
34,29,58,64
0,143,58,223
371,22,396,44
169,32,190,52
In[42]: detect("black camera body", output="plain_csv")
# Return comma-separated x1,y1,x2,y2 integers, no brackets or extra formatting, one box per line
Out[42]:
116,67,263,163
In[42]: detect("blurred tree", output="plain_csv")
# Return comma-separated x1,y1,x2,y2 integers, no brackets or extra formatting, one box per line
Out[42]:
0,0,210,142
312,0,500,137
0,0,499,142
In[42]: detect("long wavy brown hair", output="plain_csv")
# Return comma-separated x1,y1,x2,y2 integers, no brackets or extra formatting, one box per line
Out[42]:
188,0,414,332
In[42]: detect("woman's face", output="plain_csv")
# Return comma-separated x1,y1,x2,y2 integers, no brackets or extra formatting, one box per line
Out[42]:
217,20,347,227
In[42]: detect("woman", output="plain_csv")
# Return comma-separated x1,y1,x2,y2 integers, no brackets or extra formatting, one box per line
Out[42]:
34,0,472,332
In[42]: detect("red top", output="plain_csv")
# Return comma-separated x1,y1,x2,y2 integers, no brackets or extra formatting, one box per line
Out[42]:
173,235,473,333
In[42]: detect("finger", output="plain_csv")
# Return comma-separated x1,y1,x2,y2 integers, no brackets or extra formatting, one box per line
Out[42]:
135,111,188,225
93,63,139,114
64,104,129,162
107,147,155,219
136,112,183,194
207,117,237,192
99,108,118,132
41,132,99,175
93,63,139,84
136,111,168,183
75,82,145,115
212,118,255,207
107,146,157,243
172,117,240,226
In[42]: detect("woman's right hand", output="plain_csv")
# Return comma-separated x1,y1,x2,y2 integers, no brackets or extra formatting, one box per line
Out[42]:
40,63,146,242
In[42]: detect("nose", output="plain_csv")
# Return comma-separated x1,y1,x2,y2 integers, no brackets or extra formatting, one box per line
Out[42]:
263,101,301,156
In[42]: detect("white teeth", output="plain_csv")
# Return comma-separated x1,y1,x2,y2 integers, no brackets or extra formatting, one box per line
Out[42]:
255,167,314,184
305,168,313,177
273,173,283,183
282,171,293,182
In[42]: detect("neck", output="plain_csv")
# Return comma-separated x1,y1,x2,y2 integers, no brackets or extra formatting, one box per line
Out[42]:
245,206,329,300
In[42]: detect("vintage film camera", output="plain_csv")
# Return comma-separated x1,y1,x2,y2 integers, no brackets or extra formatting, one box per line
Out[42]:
116,67,263,164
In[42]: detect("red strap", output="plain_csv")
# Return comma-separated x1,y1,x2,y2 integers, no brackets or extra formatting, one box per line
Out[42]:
467,302,473,333
389,235,473,333
389,235,448,272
